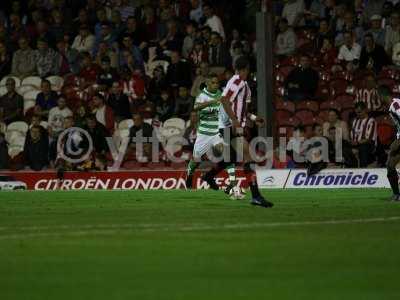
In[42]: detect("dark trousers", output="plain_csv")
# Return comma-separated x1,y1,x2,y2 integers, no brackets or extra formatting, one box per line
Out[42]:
356,142,376,167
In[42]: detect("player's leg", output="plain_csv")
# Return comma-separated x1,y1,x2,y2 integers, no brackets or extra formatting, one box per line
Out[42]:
387,140,400,201
210,140,237,194
186,134,209,189
232,137,273,208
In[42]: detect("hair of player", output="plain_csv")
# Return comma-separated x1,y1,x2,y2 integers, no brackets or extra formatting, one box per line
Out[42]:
355,101,367,110
235,56,250,71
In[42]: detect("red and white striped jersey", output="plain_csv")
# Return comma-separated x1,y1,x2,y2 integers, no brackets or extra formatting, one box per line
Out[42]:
350,117,377,144
355,88,382,112
219,74,251,128
389,98,400,139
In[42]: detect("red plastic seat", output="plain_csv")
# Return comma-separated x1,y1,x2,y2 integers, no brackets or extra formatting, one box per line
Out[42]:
341,108,354,123
315,84,330,101
319,100,340,111
295,110,315,125
278,65,295,78
296,100,319,113
335,94,355,110
330,79,349,97
275,109,293,121
277,116,301,127
275,100,295,113
377,78,396,88
318,110,330,121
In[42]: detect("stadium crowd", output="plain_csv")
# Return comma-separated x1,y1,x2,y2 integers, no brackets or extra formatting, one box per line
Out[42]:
0,0,398,172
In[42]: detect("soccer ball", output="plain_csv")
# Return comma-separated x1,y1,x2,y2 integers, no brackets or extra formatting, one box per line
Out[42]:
229,186,246,200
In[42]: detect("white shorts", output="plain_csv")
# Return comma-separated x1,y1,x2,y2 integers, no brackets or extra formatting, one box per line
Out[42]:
193,133,224,159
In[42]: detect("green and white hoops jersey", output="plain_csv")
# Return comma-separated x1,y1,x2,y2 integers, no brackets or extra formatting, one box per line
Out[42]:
195,88,222,136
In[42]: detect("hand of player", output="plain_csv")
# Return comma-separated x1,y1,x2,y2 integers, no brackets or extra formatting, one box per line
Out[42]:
232,119,243,136
255,116,265,127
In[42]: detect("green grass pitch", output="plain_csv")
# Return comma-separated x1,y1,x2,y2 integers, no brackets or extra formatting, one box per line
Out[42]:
1,189,400,300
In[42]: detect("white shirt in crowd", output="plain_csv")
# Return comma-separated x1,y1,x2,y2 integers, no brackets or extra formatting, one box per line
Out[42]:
206,15,225,40
282,0,305,26
338,43,361,62
72,34,96,53
48,107,73,134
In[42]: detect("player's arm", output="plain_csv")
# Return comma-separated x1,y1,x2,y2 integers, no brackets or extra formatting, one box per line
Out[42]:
193,98,220,111
247,112,265,127
220,96,240,128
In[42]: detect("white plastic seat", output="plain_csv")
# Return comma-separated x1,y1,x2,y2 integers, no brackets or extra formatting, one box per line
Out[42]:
0,85,7,96
40,121,48,129
163,118,185,131
46,75,64,91
0,76,21,87
24,90,41,101
7,121,29,134
24,100,36,114
17,85,38,96
21,76,42,89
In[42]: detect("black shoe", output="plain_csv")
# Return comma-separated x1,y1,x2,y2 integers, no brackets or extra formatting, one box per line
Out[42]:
224,182,235,195
251,196,274,208
201,173,219,190
185,174,193,189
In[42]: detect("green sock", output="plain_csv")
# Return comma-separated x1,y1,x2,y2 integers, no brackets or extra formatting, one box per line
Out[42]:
226,163,236,186
187,160,198,176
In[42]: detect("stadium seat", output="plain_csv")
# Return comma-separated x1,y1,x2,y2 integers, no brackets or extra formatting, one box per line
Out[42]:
377,78,396,88
296,100,319,113
17,84,38,95
294,110,315,125
335,94,355,110
163,118,186,132
319,100,339,111
277,116,300,127
318,110,330,121
0,76,21,87
315,84,330,101
7,121,29,133
46,75,64,91
23,90,41,101
275,99,295,113
330,79,349,97
21,76,42,88
0,85,7,96
275,110,293,123
341,108,354,123
40,121,48,129
378,67,398,79
24,99,36,114
118,119,134,130
5,130,26,158
277,65,294,79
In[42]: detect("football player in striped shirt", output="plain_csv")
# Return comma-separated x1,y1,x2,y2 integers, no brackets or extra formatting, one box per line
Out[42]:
185,73,237,190
379,85,400,201
202,56,273,208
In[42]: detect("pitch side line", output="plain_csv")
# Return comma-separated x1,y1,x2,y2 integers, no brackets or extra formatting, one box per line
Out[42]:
0,216,399,240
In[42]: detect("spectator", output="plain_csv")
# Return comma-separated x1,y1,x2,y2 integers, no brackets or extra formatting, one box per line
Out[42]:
190,0,203,23
34,38,60,78
275,18,297,57
362,0,383,25
94,8,109,40
303,123,328,175
285,55,319,101
142,6,158,42
84,114,109,155
355,74,382,114
322,109,349,141
338,31,361,71
326,126,358,168
120,67,146,103
282,0,305,27
120,35,144,71
350,101,377,167
319,37,338,68
92,93,115,134
95,41,119,69
48,96,73,139
79,51,100,87
27,114,48,141
35,79,59,117
0,110,5,134
155,89,175,122
148,66,168,102
159,19,184,52
314,19,333,50
111,9,125,39
97,56,119,88
366,15,386,47
11,36,36,78
129,113,154,161
0,41,11,79
359,33,391,73
182,21,197,58
0,78,23,124
384,12,400,55
8,14,27,47
72,9,92,33
335,12,364,47
93,21,117,56
166,50,192,88
49,10,69,43
23,125,49,171
189,39,208,68
117,0,136,22
33,20,56,48
287,125,306,164
0,132,9,169
392,41,400,66
191,61,209,97
56,38,80,75
71,25,95,53
183,111,198,151
203,3,225,40
122,16,144,47
208,32,230,75
174,86,193,120
108,81,132,121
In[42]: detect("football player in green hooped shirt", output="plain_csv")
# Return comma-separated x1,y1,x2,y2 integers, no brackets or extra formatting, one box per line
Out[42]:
185,73,237,193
